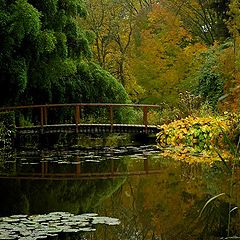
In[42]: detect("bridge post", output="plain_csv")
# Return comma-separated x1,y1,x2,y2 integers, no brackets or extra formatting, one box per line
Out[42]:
41,161,48,177
111,159,114,175
40,106,47,133
44,106,47,125
109,105,113,132
40,107,44,133
75,105,80,133
143,106,148,133
76,156,81,176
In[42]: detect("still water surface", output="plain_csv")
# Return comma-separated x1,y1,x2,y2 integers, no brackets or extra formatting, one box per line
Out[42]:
0,145,240,239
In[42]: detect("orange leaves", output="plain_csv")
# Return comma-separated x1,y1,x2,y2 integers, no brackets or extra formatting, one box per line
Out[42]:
128,2,209,105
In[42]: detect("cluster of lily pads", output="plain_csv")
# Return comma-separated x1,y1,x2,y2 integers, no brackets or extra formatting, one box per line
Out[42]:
0,212,120,240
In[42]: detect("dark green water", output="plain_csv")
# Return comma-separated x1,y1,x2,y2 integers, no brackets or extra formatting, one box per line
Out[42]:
0,145,240,240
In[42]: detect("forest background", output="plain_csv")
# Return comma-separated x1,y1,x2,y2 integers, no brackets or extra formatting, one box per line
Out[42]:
1,0,240,124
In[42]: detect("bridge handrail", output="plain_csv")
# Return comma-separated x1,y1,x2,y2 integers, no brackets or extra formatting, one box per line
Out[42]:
0,103,161,111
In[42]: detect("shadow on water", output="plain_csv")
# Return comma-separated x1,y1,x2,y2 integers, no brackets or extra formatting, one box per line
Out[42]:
0,146,240,239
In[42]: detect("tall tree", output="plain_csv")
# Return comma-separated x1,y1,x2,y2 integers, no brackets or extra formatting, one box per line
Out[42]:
83,0,154,100
0,0,129,106
84,0,133,86
129,3,207,104
220,0,240,111
165,0,230,45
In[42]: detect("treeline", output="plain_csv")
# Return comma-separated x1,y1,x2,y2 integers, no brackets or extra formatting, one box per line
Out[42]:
1,0,240,115
83,0,240,113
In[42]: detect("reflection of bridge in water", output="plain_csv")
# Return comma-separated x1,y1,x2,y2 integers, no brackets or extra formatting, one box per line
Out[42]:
0,103,160,135
0,145,163,180
0,158,163,180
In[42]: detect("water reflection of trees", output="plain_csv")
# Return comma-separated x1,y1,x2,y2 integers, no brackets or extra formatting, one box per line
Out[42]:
1,150,240,239
0,152,128,216
91,160,240,240
169,195,239,240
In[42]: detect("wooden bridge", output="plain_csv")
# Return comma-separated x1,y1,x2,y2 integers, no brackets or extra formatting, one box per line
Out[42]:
0,103,161,135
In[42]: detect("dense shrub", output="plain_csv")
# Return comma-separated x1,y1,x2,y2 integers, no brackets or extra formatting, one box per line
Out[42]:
194,45,227,109
157,113,239,152
0,112,16,148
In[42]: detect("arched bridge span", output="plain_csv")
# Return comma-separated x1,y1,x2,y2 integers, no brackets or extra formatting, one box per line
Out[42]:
0,103,161,135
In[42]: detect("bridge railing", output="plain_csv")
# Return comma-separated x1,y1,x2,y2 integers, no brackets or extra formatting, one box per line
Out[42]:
0,103,161,132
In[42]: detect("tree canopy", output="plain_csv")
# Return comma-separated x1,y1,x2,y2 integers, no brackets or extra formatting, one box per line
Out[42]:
1,0,240,113
82,0,240,112
0,0,129,106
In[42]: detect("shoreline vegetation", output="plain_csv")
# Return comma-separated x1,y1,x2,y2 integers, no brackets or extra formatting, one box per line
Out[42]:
1,0,240,162
0,104,240,165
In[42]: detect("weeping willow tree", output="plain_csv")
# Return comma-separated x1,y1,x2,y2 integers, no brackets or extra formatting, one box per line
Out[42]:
0,0,130,106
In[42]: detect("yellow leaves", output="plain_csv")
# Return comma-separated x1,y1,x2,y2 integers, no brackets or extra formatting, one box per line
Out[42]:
178,132,184,140
124,76,145,101
157,113,240,163
183,43,207,57
182,128,188,134
159,146,233,164
129,3,199,105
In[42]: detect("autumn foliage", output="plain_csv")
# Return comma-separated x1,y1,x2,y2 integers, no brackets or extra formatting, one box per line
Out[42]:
82,0,240,115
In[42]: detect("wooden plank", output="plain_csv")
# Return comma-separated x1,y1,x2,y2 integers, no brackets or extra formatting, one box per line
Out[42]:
16,123,158,135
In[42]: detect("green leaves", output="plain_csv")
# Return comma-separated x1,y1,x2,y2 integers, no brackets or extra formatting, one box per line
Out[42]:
195,45,224,108
60,0,87,17
11,57,28,93
10,0,41,43
37,30,57,53
0,10,9,29
0,0,130,108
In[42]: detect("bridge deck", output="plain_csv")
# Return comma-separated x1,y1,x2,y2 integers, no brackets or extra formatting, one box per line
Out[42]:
17,123,158,134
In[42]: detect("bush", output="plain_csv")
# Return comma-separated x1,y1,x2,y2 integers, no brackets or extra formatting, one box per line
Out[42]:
0,111,15,131
194,45,225,109
157,114,238,152
0,111,16,149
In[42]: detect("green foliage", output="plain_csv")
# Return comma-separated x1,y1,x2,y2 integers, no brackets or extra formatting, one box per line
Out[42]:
0,112,16,148
12,58,28,94
0,111,15,130
37,30,57,53
0,0,41,104
62,61,129,104
63,62,132,122
61,0,87,17
195,46,224,108
0,0,130,118
10,0,41,43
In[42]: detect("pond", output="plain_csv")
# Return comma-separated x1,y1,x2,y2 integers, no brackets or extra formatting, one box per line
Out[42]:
0,144,240,240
